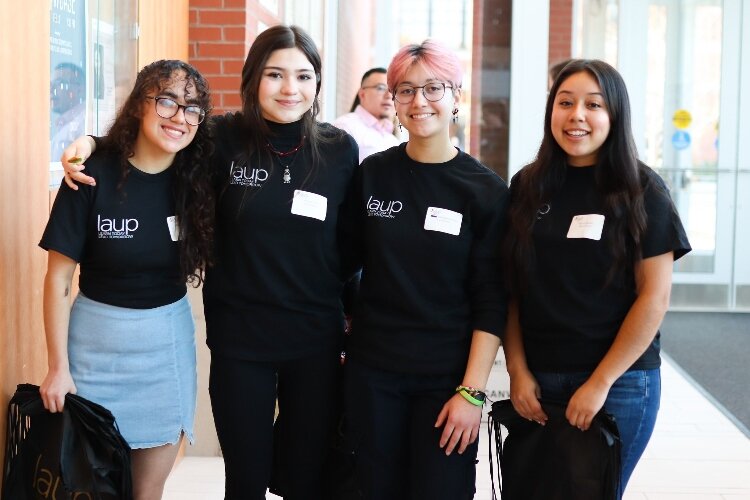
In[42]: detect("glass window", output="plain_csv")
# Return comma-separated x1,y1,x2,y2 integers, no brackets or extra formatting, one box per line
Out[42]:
572,0,750,310
642,2,723,275
49,0,137,188
573,0,618,66
50,2,87,172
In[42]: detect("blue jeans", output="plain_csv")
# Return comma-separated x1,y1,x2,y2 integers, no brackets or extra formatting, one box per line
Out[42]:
533,369,661,498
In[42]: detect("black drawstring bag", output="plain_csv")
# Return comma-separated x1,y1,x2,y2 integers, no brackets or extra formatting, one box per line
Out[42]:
3,383,133,499
487,399,621,500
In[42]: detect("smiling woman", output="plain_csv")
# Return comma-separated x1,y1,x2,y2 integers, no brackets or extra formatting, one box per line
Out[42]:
60,26,359,500
550,71,611,167
195,25,359,500
387,40,463,160
502,59,691,499
257,48,317,124
39,59,214,500
134,82,203,172
340,40,510,499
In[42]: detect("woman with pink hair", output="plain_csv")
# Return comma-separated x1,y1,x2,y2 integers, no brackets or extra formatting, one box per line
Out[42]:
341,40,509,499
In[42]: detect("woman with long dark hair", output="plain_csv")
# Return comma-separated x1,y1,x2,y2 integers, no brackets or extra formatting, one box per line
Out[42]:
61,26,358,500
502,59,691,498
202,25,357,500
40,59,213,500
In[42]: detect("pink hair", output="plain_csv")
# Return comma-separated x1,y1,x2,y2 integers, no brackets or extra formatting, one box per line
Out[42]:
387,39,463,92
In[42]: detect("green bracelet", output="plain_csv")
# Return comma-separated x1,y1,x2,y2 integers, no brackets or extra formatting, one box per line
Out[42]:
458,389,485,406
455,385,487,401
456,385,483,394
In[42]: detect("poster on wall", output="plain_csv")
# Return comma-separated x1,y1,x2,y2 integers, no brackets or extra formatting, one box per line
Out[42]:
50,0,87,188
91,19,116,136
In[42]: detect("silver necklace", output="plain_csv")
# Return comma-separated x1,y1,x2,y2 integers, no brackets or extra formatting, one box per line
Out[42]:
266,136,305,184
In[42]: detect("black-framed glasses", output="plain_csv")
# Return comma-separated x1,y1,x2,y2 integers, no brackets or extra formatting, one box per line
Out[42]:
146,96,206,126
393,82,453,104
361,83,390,94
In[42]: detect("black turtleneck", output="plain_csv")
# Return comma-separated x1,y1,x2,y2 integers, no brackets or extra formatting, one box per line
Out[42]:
203,113,359,361
266,118,305,151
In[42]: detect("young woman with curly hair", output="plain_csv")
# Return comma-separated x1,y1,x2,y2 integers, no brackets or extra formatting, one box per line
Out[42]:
39,59,214,500
59,27,359,499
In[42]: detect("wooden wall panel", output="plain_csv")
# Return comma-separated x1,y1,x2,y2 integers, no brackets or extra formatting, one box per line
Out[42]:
0,0,192,483
0,1,52,479
138,0,190,67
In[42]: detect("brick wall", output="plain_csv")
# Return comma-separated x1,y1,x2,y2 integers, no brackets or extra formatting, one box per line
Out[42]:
549,0,573,65
189,0,283,115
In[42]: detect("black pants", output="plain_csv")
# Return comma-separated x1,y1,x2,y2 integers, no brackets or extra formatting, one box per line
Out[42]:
209,350,340,500
344,359,478,500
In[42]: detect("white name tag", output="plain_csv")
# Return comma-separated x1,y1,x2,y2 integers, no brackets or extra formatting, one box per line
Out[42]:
166,216,179,241
424,207,463,236
291,190,327,221
567,214,605,240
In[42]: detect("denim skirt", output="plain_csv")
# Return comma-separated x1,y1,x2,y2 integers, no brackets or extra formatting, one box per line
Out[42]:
68,293,197,449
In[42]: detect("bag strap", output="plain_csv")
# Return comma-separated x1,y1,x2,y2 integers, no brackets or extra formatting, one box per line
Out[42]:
4,385,45,461
487,412,503,499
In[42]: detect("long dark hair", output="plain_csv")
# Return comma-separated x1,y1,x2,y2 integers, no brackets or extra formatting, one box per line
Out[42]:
102,59,215,286
504,59,648,294
238,25,336,172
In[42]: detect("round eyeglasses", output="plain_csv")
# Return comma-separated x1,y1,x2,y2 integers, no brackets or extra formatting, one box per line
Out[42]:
392,82,453,104
146,96,206,126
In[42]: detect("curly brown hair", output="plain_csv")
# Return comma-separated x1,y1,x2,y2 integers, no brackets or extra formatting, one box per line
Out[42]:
101,59,215,285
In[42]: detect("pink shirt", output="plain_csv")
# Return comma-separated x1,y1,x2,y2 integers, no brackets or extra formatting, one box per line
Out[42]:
333,106,400,164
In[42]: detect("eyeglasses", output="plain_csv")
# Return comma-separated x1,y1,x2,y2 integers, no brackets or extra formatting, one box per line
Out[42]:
146,96,206,126
361,84,390,94
393,82,453,104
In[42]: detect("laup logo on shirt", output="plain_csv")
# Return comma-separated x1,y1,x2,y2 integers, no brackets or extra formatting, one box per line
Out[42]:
366,195,403,219
229,160,269,187
97,214,139,239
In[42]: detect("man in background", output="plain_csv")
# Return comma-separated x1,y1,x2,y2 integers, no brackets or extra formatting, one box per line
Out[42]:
334,67,400,164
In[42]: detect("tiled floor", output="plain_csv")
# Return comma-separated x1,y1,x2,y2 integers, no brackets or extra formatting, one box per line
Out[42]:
163,357,750,499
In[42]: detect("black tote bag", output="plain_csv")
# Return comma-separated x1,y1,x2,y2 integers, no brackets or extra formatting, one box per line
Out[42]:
488,399,621,500
3,383,133,500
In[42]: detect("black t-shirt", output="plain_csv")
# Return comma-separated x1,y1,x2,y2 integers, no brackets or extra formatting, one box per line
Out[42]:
202,114,359,361
39,150,185,309
345,144,510,375
515,165,692,372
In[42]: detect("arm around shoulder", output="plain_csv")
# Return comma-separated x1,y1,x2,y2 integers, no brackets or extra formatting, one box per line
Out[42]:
62,135,98,189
